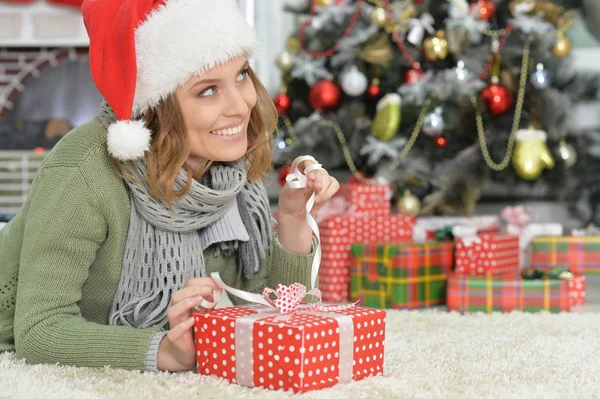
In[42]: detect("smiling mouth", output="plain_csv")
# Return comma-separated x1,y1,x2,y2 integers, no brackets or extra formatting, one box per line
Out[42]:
210,123,244,136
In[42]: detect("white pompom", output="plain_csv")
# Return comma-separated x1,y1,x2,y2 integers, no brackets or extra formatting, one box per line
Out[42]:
107,119,152,161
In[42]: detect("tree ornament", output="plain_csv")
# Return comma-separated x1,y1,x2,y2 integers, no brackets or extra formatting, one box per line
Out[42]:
273,92,292,115
286,37,302,55
512,128,555,180
278,164,292,187
340,66,368,97
368,78,381,97
558,140,577,168
423,30,449,62
404,64,425,84
552,33,572,58
472,0,496,21
276,51,295,73
530,63,550,90
370,6,388,27
434,136,448,148
358,33,393,66
309,80,342,112
481,76,514,117
396,189,421,217
371,93,402,141
315,0,332,5
423,106,445,137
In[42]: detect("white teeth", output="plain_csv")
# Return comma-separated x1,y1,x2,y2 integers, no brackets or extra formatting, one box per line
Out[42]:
211,124,243,136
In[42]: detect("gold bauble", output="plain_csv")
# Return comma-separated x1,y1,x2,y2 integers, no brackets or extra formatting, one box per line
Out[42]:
396,190,421,217
286,37,302,55
552,34,572,58
358,33,393,66
512,129,555,180
369,7,388,27
314,0,332,5
423,30,449,62
276,51,295,73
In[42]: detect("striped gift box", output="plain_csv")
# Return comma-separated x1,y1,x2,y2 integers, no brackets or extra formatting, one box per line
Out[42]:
531,236,600,275
455,234,520,275
447,273,586,314
349,241,454,309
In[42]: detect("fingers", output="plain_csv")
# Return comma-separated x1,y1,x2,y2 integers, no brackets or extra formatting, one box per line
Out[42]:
170,284,217,305
168,294,207,325
307,169,329,195
183,277,221,290
316,176,340,203
166,316,196,341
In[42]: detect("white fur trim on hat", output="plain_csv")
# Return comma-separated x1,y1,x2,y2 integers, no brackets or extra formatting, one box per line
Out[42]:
107,119,152,161
132,0,258,117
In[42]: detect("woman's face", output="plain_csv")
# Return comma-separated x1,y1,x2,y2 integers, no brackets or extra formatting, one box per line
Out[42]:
176,56,257,170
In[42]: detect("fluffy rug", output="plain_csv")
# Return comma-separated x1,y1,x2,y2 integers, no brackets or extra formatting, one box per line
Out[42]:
1,309,599,399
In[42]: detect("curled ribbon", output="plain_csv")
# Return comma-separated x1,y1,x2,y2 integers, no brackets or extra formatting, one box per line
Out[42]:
407,13,435,46
452,225,481,247
201,155,355,314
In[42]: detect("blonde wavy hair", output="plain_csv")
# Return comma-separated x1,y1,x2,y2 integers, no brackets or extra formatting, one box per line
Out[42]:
113,67,277,206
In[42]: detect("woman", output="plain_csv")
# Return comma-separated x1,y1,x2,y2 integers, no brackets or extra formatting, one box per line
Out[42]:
0,0,339,372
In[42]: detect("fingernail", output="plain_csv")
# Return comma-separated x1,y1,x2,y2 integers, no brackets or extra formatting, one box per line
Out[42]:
188,317,196,324
195,296,205,303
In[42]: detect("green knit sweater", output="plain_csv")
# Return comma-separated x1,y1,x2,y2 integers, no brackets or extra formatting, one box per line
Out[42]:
0,117,314,370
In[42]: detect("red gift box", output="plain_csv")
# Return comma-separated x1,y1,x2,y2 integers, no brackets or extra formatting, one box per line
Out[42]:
319,214,414,302
455,234,520,275
336,183,391,216
193,306,385,393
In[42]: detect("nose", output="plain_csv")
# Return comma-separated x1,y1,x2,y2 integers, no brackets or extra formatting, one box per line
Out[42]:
222,86,249,118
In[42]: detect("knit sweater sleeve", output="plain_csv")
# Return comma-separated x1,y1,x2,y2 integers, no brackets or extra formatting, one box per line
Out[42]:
14,165,162,370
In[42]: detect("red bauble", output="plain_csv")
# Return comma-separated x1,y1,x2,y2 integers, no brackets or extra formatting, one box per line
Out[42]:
403,68,425,85
309,80,342,112
273,93,291,115
277,165,292,187
480,83,514,117
367,84,381,97
472,0,497,21
434,136,448,148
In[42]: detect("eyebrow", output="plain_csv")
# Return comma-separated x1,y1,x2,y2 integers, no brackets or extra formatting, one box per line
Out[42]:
190,61,250,91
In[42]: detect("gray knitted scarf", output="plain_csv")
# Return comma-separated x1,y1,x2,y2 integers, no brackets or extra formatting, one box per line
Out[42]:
101,112,272,329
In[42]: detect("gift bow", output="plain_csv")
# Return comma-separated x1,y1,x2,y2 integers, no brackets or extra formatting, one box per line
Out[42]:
452,225,481,247
202,156,355,314
501,205,530,232
407,13,435,46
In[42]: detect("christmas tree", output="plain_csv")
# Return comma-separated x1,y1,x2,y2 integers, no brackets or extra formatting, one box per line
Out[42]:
273,0,600,224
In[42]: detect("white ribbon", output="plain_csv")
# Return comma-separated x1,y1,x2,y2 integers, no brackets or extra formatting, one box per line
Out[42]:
452,225,481,247
407,13,435,46
205,155,323,307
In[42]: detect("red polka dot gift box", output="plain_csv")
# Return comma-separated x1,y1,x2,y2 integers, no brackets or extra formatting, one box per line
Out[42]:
193,305,386,393
319,214,415,303
454,233,520,276
335,183,392,216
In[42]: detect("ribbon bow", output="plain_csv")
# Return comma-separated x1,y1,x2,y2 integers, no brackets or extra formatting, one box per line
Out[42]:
521,266,573,281
407,13,435,46
201,156,356,315
501,205,530,235
452,225,481,247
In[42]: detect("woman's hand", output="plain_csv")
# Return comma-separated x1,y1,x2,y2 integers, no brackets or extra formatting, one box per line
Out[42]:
278,157,340,222
157,278,222,372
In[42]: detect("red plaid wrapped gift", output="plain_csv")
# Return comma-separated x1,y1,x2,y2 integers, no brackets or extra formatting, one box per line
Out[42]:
447,273,586,314
454,232,520,275
531,236,600,275
194,305,385,393
320,215,414,302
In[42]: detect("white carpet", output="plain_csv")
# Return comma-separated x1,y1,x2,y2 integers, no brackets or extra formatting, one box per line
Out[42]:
1,309,600,399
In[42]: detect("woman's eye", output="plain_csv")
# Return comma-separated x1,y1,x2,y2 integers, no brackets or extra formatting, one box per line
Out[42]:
198,86,217,97
237,69,250,82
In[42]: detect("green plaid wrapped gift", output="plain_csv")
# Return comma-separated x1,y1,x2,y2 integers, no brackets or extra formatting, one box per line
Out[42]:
350,241,454,309
531,236,600,274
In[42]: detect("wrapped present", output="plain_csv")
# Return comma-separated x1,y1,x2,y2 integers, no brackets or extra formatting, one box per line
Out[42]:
194,303,385,393
447,272,586,314
336,183,392,216
412,215,500,242
453,228,520,275
531,236,600,274
349,241,454,309
320,214,414,302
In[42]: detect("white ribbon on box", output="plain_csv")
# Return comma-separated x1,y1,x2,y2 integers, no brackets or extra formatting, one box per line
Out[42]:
413,215,500,243
452,225,481,247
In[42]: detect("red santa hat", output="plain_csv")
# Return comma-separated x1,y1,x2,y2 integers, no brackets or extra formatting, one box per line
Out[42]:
81,0,258,161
